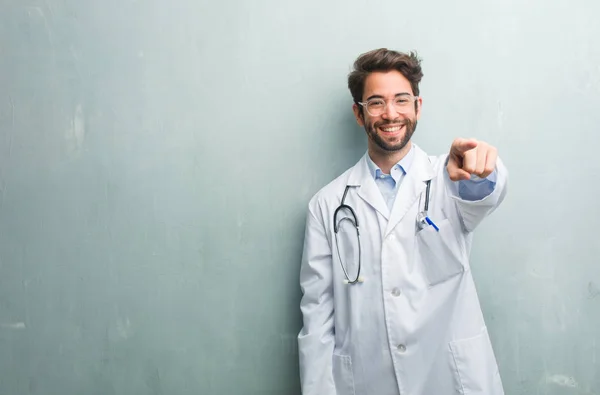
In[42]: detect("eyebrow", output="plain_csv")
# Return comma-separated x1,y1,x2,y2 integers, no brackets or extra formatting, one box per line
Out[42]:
365,92,411,101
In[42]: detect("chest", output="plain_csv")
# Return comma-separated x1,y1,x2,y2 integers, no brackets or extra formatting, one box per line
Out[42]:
328,177,465,289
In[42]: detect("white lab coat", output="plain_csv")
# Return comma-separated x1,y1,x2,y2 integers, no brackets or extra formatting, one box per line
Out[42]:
298,144,508,395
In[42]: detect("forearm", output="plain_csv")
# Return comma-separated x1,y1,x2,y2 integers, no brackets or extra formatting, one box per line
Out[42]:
444,156,509,232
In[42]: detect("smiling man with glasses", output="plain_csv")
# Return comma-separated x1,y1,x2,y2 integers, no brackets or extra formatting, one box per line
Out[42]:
298,48,509,395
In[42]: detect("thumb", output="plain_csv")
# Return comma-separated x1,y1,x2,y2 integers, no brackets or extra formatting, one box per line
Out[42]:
451,138,478,155
446,155,471,181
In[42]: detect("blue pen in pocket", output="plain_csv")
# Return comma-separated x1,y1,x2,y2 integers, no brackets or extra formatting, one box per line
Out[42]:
425,216,439,232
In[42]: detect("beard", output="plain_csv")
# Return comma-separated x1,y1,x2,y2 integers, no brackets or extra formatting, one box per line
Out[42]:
365,117,418,152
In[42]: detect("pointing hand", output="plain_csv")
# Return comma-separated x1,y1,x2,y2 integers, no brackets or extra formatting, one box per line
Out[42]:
447,138,497,181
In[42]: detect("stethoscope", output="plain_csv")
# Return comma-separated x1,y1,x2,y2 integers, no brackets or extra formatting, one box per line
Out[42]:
333,179,438,285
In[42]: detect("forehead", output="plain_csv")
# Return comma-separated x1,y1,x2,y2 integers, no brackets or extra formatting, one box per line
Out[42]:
363,71,413,99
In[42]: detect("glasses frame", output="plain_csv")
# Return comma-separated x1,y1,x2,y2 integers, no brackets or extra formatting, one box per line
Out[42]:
358,95,419,117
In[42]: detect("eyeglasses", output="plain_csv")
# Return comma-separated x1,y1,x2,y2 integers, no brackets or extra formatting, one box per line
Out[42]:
358,95,419,117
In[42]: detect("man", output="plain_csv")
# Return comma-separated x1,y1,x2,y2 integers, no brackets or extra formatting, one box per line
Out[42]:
297,48,508,395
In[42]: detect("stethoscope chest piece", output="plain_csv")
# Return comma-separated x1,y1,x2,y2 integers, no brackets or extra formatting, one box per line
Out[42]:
416,211,428,228
416,210,439,232
416,179,439,231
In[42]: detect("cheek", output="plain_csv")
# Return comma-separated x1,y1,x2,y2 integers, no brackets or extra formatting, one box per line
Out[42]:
365,116,378,129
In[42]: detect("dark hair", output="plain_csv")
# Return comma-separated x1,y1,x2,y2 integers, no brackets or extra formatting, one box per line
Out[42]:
348,48,423,106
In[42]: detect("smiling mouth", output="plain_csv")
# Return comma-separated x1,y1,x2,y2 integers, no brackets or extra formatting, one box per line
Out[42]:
379,124,404,133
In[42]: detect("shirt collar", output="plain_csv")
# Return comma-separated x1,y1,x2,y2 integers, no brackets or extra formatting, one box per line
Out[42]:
366,144,415,181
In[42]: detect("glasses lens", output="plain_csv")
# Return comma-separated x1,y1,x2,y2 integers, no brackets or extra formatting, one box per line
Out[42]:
366,99,385,116
394,96,414,113
365,96,415,116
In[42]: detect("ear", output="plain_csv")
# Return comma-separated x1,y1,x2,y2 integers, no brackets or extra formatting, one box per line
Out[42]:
416,96,423,121
352,103,365,127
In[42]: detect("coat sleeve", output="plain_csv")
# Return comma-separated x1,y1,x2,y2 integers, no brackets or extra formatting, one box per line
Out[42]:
298,196,336,395
442,155,509,232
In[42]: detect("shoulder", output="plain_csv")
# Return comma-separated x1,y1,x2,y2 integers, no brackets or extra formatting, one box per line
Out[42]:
413,143,449,175
305,154,365,216
430,153,449,176
308,167,354,211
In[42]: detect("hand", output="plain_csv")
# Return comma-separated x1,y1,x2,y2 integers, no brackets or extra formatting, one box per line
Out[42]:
447,138,497,181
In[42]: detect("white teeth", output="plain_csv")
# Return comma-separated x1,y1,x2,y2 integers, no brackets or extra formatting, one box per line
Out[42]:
381,126,402,132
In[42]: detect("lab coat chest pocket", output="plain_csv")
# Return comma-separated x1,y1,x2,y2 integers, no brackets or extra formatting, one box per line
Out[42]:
416,218,465,286
332,354,355,395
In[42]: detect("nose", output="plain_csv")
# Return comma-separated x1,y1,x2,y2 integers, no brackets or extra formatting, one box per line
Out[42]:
381,100,398,120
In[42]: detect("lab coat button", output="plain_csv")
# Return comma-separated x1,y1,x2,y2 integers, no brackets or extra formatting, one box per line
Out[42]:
397,344,406,353
391,288,401,297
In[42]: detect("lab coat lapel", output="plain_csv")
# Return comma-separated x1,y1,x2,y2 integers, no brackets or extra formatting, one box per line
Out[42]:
384,146,435,238
347,154,390,221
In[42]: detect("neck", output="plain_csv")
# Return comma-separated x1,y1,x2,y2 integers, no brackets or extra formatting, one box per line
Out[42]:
368,141,412,174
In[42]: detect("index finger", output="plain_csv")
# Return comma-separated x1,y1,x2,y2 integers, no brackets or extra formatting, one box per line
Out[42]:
452,138,478,154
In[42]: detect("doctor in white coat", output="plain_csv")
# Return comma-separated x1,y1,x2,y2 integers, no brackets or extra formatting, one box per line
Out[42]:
298,48,508,395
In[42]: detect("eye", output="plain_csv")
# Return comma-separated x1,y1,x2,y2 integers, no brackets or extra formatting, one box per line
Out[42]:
395,97,410,105
368,99,385,108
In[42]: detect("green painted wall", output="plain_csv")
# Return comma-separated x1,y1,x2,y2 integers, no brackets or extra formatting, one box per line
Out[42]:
0,0,598,394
